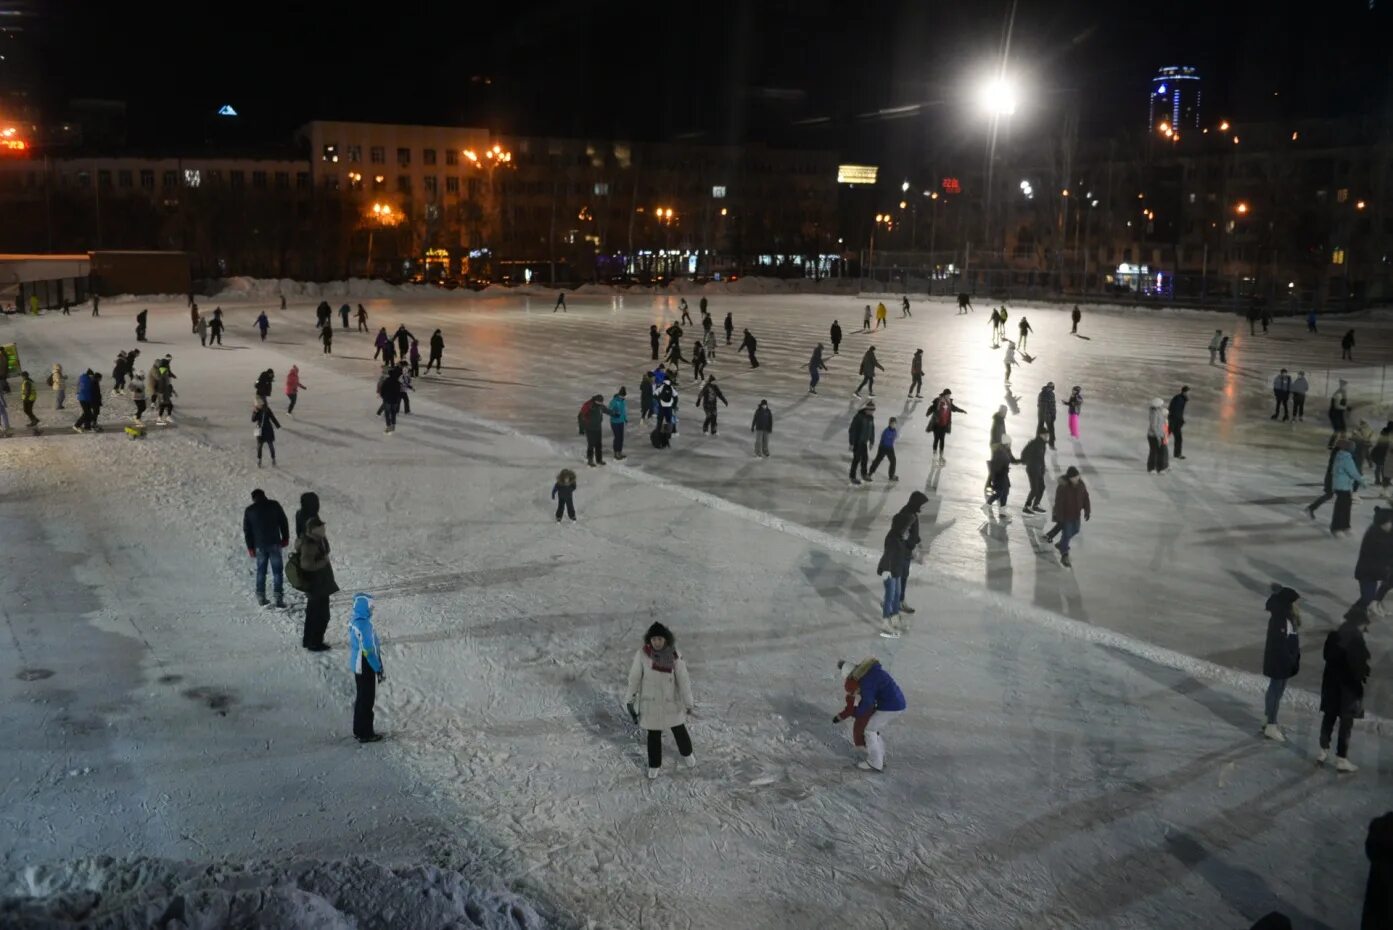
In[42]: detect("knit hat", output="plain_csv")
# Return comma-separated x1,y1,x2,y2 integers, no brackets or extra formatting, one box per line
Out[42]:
1151,397,1164,408
1064,466,1081,479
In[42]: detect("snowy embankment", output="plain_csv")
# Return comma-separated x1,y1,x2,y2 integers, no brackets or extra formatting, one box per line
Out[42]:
1,857,542,929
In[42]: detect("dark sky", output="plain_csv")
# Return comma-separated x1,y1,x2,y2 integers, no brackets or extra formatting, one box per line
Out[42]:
37,0,1390,156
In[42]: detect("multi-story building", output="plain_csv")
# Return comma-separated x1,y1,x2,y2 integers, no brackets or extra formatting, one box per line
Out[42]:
1149,66,1202,133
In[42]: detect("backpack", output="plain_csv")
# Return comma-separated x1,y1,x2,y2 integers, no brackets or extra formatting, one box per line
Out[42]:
577,400,593,434
659,383,673,404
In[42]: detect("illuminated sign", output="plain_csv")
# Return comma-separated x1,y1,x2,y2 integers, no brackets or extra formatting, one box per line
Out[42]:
217,104,238,117
0,127,27,154
837,164,879,185
941,177,961,195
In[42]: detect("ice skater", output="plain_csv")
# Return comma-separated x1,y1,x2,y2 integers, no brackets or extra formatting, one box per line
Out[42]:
1329,379,1350,447
908,349,924,398
702,326,717,361
830,319,842,355
408,339,421,377
957,292,973,314
1208,330,1223,364
18,371,39,430
1317,606,1371,773
926,389,965,464
867,417,899,481
320,323,333,354
285,366,305,414
1017,316,1032,351
1354,510,1392,614
875,302,887,329
849,402,876,485
135,309,148,342
1044,466,1090,567
339,304,350,329
552,468,578,521
751,399,772,458
609,386,628,460
374,327,390,360
379,366,403,434
47,363,66,410
1071,305,1081,334
723,312,734,345
243,488,289,608
1067,386,1083,439
738,329,759,367
253,398,280,467
1146,398,1170,473
295,514,337,652
1003,341,1017,383
1020,429,1049,514
578,393,612,465
833,658,905,771
691,340,707,381
877,521,908,630
1037,381,1057,448
554,291,567,313
625,622,696,779
678,297,691,325
862,304,872,332
1272,369,1292,420
854,346,883,397
348,593,386,743
900,296,911,318
356,305,369,332
989,308,1002,345
696,376,728,434
1342,329,1356,361
649,324,660,361
426,330,444,372
255,311,269,341
1168,386,1189,459
1291,372,1308,421
984,436,1018,511
1328,440,1362,536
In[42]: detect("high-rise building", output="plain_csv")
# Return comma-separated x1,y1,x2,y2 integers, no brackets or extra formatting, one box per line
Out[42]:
1149,66,1201,132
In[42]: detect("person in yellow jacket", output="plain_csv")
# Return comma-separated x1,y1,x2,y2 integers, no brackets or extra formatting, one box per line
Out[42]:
19,370,40,427
47,363,66,410
28,294,39,315
875,302,888,329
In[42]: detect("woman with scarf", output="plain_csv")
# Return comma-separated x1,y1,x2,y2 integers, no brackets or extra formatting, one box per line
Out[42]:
625,622,696,779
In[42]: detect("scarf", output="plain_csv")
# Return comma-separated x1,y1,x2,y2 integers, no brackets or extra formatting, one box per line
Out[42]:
644,642,677,673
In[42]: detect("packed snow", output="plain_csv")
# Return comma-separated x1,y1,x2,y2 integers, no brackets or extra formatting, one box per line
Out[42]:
0,290,1387,929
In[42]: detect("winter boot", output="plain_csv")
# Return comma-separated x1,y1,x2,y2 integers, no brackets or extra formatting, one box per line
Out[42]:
856,760,883,772
647,768,660,780
1262,724,1286,742
1335,756,1358,773
1316,748,1329,764
684,754,696,769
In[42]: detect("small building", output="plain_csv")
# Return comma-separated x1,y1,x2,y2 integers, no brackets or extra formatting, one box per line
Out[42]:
0,253,90,309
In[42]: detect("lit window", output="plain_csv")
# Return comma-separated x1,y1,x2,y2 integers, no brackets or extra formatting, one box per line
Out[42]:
1337,188,1349,203
593,182,609,196
322,144,339,163
1332,248,1345,265
711,185,727,199
183,169,201,187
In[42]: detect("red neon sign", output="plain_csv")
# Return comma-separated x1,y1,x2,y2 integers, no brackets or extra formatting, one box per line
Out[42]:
941,177,961,195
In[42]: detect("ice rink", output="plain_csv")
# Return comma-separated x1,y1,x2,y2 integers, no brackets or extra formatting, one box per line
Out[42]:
0,290,1387,929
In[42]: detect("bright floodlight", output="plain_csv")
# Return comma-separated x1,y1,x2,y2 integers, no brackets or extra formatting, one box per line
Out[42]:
979,76,1018,116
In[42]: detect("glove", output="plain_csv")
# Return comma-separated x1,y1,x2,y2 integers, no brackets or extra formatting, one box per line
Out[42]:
247,548,255,558
626,702,639,725
376,672,385,684
832,715,843,724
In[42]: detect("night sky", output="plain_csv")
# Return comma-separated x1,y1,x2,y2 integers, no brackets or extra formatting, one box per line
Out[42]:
37,0,1389,156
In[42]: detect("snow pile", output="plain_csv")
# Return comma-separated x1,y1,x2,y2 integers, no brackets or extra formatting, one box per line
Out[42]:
211,276,458,302
0,857,546,930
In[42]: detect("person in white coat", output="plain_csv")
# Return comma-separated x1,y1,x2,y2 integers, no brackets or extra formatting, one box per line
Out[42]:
1146,397,1169,473
625,621,695,779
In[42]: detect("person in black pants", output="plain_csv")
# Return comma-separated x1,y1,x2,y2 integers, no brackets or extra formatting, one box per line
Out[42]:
738,329,759,368
552,469,577,521
1020,430,1049,513
849,403,876,485
723,312,734,345
1168,386,1189,459
625,622,696,779
1036,382,1057,449
1318,606,1370,773
649,325,660,361
348,593,384,743
296,515,335,651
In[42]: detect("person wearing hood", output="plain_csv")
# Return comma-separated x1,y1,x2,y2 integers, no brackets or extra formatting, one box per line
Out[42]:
426,329,445,373
1147,398,1170,473
406,338,421,377
1355,508,1393,614
1045,466,1091,567
696,376,728,434
393,324,413,359
1036,382,1057,448
73,369,96,432
609,387,628,460
296,514,339,652
751,399,772,457
808,343,828,394
738,328,759,367
908,349,924,398
849,402,877,485
207,308,224,346
578,393,612,465
254,311,270,341
1020,429,1049,514
830,319,842,355
373,327,390,360
252,398,281,467
254,368,274,403
854,346,883,397
893,492,929,615
639,371,654,423
927,389,965,464
1271,369,1292,421
833,658,906,771
47,364,66,410
285,366,306,414
112,350,129,395
347,593,385,742
1318,606,1371,773
877,515,908,630
625,621,696,779
1330,439,1362,535
1261,585,1302,741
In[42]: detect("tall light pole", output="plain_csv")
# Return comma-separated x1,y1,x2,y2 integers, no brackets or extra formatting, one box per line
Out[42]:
975,74,1019,288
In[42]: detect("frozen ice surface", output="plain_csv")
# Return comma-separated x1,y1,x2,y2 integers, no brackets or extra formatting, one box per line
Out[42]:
0,292,1387,930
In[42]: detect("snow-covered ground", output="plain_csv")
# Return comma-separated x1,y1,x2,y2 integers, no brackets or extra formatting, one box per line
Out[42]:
0,293,1387,929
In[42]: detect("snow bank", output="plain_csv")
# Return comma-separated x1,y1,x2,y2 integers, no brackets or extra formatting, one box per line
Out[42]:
0,857,546,930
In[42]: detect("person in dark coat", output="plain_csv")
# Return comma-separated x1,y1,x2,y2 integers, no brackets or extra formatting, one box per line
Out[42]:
908,349,924,398
808,343,828,394
639,371,655,422
1342,328,1356,360
1318,605,1371,773
296,515,339,651
1354,507,1393,612
830,319,842,355
295,491,321,538
1070,305,1081,334
1305,445,1342,520
208,308,224,346
985,437,1019,510
252,399,281,467
1168,386,1189,459
426,330,445,373
893,492,929,614
1364,813,1393,930
243,488,289,608
373,327,390,360
393,325,413,359
1019,429,1049,514
853,346,883,397
339,303,351,329
696,376,728,434
751,399,773,457
738,329,759,367
356,304,368,332
1036,382,1057,448
650,324,661,361
1044,466,1091,567
876,517,909,630
1260,585,1301,740
577,393,612,465
926,389,965,463
723,312,734,345
848,403,876,485
321,322,333,354
379,366,403,433
135,309,148,342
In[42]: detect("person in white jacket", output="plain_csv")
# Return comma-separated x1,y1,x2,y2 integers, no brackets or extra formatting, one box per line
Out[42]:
1146,398,1169,473
625,621,695,779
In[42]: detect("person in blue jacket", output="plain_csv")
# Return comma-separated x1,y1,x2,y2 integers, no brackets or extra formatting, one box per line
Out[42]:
254,311,270,341
867,417,899,481
833,658,906,772
1330,438,1363,536
609,386,628,461
348,593,385,742
73,369,98,432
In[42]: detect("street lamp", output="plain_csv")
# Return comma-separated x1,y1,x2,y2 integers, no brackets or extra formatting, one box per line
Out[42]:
366,202,400,277
978,76,1019,116
973,71,1021,288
